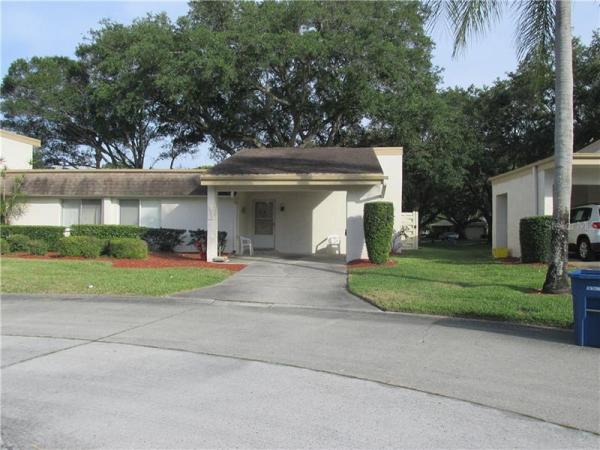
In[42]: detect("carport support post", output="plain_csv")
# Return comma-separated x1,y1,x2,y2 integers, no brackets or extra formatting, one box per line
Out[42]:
206,186,219,261
346,188,373,263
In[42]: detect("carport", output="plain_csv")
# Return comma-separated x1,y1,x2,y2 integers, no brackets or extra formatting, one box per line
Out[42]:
199,147,404,263
491,140,600,258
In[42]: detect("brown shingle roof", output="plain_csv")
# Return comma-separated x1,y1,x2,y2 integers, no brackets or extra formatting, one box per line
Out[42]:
209,147,383,175
3,170,206,197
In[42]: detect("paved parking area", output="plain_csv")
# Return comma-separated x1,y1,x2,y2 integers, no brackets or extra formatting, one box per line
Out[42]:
2,293,599,448
174,254,377,311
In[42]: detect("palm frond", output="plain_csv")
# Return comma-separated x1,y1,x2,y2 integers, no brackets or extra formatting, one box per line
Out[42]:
514,0,555,61
448,0,504,57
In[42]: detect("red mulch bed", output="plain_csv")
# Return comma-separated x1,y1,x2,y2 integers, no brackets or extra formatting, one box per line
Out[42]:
347,259,396,268
4,252,246,271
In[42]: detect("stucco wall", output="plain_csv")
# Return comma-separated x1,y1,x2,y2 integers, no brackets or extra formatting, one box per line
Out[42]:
0,136,33,169
375,152,403,230
491,169,537,258
12,198,62,226
236,191,347,255
11,196,237,253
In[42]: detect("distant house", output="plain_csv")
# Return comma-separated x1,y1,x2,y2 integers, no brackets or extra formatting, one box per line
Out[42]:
0,129,39,169
490,140,600,258
429,219,488,241
1,130,410,262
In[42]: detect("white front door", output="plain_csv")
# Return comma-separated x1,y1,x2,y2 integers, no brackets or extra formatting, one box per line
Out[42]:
253,200,275,249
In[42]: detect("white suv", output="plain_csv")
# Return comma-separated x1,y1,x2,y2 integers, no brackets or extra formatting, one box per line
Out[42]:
569,204,600,261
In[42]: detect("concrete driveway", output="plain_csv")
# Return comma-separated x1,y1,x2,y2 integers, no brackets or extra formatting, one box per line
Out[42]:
2,294,599,448
174,253,377,311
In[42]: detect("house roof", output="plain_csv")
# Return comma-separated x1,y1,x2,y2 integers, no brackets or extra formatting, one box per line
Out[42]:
489,144,600,184
209,147,384,175
578,140,600,153
3,170,207,197
0,129,41,147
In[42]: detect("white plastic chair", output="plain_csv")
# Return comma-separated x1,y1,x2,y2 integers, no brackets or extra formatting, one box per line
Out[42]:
327,235,341,254
239,235,254,256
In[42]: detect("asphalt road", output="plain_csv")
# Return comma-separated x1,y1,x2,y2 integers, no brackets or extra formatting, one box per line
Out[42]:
2,294,599,448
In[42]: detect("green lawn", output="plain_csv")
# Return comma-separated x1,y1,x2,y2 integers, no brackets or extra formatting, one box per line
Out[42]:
1,259,231,296
348,243,573,328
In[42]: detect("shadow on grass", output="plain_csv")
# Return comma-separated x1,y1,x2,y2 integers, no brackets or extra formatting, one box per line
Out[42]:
355,271,539,295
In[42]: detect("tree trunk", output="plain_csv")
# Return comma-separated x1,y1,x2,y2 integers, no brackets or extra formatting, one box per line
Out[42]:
543,0,573,294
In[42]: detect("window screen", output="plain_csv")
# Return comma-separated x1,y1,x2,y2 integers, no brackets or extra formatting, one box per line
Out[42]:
62,200,80,226
254,201,274,235
140,200,161,228
120,200,139,225
80,200,101,224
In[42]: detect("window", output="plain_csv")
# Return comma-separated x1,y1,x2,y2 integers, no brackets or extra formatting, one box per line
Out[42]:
140,200,161,228
571,208,592,223
62,200,80,227
254,201,274,235
81,200,101,224
119,200,139,226
118,199,161,227
61,199,101,226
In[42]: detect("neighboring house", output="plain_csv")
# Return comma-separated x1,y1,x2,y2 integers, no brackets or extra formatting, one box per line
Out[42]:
429,219,488,241
0,129,39,169
2,132,405,262
490,140,600,258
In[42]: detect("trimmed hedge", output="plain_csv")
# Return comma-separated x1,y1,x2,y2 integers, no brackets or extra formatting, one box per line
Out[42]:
0,225,65,250
70,224,146,240
108,238,148,259
363,202,394,264
0,238,10,254
28,239,49,256
143,228,185,252
519,216,552,263
58,236,105,258
7,234,31,253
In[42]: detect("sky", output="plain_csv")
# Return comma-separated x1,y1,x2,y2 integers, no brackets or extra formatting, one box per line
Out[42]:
1,0,599,168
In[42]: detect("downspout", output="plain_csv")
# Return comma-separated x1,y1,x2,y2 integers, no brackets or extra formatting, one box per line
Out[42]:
380,180,387,198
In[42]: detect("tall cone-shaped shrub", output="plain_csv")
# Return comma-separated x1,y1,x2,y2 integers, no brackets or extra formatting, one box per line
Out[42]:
364,202,394,264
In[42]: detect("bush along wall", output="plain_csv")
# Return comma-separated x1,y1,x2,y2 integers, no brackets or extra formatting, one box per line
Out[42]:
108,238,148,259
70,224,147,240
519,216,552,263
57,236,105,258
143,228,186,252
0,225,65,250
363,202,394,264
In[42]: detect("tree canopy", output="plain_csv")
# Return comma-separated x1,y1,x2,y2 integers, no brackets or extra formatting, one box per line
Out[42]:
0,1,598,236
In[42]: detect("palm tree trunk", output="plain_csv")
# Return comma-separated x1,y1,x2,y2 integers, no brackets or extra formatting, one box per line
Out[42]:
543,0,573,293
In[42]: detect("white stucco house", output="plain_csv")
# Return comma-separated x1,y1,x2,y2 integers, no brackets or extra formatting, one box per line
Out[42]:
0,129,39,169
1,130,408,262
490,140,600,258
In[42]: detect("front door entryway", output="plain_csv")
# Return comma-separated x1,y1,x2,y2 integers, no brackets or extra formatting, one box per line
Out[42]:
254,200,275,249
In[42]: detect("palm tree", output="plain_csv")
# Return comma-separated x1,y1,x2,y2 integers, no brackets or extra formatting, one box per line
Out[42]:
429,0,573,293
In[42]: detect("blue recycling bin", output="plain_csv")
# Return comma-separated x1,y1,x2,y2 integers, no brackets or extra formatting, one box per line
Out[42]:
568,269,600,348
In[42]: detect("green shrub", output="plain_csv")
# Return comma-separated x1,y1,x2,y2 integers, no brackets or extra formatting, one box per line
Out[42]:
363,202,394,264
58,236,104,258
70,224,146,240
0,238,11,254
107,238,148,259
143,228,185,252
7,234,31,253
0,225,65,250
519,216,552,263
28,239,49,256
188,229,228,254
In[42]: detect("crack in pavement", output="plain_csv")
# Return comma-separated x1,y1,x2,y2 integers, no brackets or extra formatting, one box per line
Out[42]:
0,305,203,369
